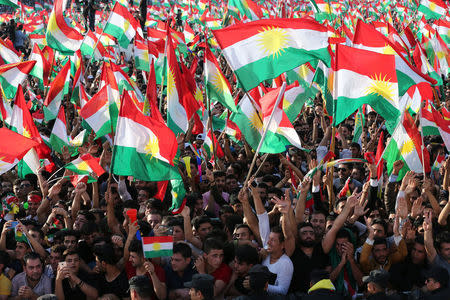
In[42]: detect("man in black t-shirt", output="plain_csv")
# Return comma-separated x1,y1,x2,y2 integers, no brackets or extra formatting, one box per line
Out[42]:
94,244,130,299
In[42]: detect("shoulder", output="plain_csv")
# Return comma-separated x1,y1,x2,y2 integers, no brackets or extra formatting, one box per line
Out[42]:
11,272,25,284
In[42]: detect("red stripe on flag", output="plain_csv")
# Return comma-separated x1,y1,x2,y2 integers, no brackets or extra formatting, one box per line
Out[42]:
142,236,174,244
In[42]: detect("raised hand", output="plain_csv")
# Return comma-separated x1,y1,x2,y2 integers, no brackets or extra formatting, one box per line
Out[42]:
396,197,408,219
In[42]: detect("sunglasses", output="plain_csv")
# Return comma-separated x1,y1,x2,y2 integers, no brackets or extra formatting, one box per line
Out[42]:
338,168,348,172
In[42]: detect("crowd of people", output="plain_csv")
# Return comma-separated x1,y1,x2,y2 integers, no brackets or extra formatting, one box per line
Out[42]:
0,1,450,300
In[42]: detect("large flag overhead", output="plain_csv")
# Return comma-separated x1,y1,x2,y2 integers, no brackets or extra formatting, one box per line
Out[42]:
46,0,84,54
0,61,36,100
384,111,430,180
0,128,39,175
0,0,18,8
212,18,330,91
333,44,400,132
104,2,140,48
112,92,181,181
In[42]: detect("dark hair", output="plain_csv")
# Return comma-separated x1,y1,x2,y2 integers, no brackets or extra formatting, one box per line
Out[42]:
78,210,95,222
128,239,144,256
219,205,234,216
373,237,388,248
63,249,80,260
203,238,224,254
80,222,98,236
349,142,361,151
436,231,450,251
145,198,163,211
137,220,151,237
24,252,42,266
63,229,80,240
173,242,192,259
192,215,211,231
94,244,119,265
311,210,328,218
213,170,226,178
270,225,285,243
336,228,352,241
267,187,283,198
310,269,330,286
123,200,139,210
371,218,388,236
235,244,258,265
234,224,253,236
297,222,314,232
51,244,66,255
0,250,9,266
167,218,184,231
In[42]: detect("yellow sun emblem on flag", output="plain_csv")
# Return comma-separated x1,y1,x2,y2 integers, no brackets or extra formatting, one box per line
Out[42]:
381,45,397,55
167,68,176,96
429,2,436,11
153,243,161,250
22,128,31,139
323,4,332,14
210,72,228,93
297,65,312,81
282,97,291,110
144,135,160,160
78,161,90,172
194,87,203,103
364,74,396,103
400,139,414,156
249,111,263,132
257,26,290,59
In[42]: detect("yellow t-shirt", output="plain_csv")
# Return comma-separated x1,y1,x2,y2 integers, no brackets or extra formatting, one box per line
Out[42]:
0,273,11,296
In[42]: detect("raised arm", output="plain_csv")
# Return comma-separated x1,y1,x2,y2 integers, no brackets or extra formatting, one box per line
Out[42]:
423,211,437,263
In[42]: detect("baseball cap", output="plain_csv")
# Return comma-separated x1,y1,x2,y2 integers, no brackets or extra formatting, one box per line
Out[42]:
184,274,214,298
426,266,449,288
362,269,390,288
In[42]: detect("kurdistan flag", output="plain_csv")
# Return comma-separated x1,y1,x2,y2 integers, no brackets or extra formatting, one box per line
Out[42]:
0,61,36,100
65,153,105,182
383,111,430,180
0,0,18,8
212,18,330,91
104,2,140,48
421,99,450,152
333,44,400,133
228,0,263,21
204,47,237,113
49,106,72,154
142,236,173,258
0,39,20,65
43,61,71,121
79,86,111,139
418,0,448,20
46,0,83,54
0,128,39,175
112,91,181,181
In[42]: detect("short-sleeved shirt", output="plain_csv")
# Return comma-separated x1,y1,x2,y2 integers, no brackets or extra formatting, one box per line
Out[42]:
96,270,129,299
124,261,166,300
0,273,11,296
432,254,450,276
11,272,52,297
164,261,196,292
211,262,232,284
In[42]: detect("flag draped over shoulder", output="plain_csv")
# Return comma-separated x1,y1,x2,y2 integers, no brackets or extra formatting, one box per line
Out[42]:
212,18,330,91
46,0,84,54
112,92,181,181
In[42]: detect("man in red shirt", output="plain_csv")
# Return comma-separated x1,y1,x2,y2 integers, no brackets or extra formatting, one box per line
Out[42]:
125,240,166,300
194,238,231,299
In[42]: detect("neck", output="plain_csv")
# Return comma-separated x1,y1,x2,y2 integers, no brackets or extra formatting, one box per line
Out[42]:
26,276,39,288
206,263,218,274
300,245,314,255
105,265,120,279
270,251,283,262
136,264,147,276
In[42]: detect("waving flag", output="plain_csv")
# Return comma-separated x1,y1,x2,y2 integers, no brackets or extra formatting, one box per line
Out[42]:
104,2,140,48
204,47,237,112
80,86,111,139
112,92,181,181
0,128,39,175
333,44,400,132
384,111,430,180
421,99,450,152
228,0,263,21
212,18,330,91
166,29,200,134
46,0,83,54
65,153,105,182
43,61,71,121
49,106,71,154
0,39,20,64
0,61,36,100
0,0,18,8
418,0,448,20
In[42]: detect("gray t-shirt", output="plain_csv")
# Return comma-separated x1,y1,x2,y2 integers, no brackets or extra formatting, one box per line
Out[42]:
433,254,450,276
11,272,52,297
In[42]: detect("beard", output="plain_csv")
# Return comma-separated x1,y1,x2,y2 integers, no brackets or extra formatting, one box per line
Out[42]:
299,238,316,248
